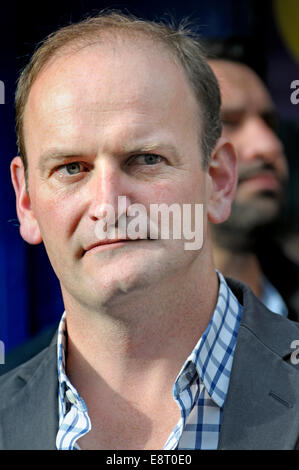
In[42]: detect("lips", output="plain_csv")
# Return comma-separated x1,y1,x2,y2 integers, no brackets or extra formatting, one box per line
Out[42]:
238,168,282,191
83,237,147,256
239,168,278,183
85,238,131,251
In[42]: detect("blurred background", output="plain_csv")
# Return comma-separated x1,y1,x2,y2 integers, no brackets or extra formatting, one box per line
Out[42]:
0,0,298,352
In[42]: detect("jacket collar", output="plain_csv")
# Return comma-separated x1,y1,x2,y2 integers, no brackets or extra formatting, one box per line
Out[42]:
218,278,299,449
1,278,299,449
0,339,58,450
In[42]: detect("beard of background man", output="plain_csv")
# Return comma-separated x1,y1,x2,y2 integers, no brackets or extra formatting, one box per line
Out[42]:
211,158,288,254
208,59,289,257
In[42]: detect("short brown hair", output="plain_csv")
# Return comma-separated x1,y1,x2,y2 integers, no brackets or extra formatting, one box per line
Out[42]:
15,10,222,180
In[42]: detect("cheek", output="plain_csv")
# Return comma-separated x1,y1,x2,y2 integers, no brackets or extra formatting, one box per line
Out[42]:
222,130,244,158
142,179,208,239
145,178,206,206
279,156,289,180
31,192,84,242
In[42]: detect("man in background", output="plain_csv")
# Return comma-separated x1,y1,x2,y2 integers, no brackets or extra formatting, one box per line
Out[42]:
206,39,299,321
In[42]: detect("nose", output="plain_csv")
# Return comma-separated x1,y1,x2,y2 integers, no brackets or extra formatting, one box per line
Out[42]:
88,160,133,223
239,115,286,168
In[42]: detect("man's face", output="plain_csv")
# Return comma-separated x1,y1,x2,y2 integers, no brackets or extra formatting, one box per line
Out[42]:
13,39,230,311
209,60,288,242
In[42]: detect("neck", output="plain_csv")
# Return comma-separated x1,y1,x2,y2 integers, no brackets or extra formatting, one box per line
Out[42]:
62,246,220,449
212,244,263,298
63,250,219,397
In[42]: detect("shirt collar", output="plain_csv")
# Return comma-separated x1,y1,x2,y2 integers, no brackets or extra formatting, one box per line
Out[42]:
57,271,243,417
57,312,88,423
173,271,243,408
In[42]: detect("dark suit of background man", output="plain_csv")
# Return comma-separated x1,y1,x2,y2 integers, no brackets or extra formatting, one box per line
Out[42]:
205,39,299,322
1,12,299,450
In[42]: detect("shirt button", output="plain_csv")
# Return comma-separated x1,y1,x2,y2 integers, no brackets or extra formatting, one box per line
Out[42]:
66,388,87,412
66,388,79,406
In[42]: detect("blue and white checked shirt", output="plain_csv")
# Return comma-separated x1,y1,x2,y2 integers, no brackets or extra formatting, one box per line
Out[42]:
56,271,243,450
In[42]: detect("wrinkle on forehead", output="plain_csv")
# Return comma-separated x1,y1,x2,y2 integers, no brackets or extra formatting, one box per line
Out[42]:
23,38,202,164
25,39,195,118
26,35,184,106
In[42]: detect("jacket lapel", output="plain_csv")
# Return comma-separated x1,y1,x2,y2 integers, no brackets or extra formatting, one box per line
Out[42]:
1,280,299,450
218,279,299,449
0,339,58,450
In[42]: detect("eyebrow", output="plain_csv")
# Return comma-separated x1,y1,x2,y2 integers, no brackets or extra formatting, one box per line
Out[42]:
221,106,276,116
123,142,180,157
38,148,88,171
221,107,245,116
38,142,180,167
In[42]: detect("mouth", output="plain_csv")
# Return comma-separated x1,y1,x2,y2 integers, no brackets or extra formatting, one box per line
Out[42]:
83,238,147,255
238,170,281,192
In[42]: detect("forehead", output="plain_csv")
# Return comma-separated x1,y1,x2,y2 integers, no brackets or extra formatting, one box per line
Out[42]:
23,38,200,148
209,59,273,112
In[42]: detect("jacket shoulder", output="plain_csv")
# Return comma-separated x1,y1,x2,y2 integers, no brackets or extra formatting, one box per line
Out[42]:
0,322,58,376
227,276,299,350
0,341,58,449
220,277,299,449
0,342,57,404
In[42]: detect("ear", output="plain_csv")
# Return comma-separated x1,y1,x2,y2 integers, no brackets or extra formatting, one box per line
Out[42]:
207,137,238,224
10,156,42,244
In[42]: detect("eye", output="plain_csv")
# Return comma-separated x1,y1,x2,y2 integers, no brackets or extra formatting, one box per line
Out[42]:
222,117,241,129
221,111,244,130
56,162,88,177
262,111,279,133
131,154,163,165
222,119,239,128
65,162,83,175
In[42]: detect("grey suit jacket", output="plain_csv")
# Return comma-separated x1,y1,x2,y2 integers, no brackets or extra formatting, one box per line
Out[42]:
1,278,299,450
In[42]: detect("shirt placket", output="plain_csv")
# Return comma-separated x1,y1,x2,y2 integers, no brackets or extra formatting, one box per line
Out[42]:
163,364,199,449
